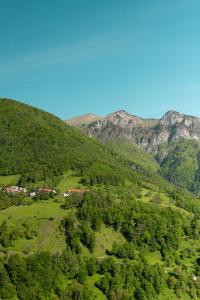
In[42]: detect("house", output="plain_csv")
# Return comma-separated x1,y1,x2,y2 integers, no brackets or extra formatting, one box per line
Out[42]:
39,188,57,194
63,188,89,197
5,186,28,194
5,186,19,193
5,186,27,194
19,187,27,193
68,189,89,193
29,189,40,197
29,188,57,198
63,192,70,197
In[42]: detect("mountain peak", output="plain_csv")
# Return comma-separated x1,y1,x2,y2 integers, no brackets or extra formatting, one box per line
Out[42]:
164,110,181,116
66,113,101,126
160,110,200,128
107,110,142,121
107,110,131,117
160,110,184,126
115,109,129,114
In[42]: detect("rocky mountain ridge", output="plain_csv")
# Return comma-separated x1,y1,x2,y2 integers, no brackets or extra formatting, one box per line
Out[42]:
72,110,200,151
72,109,200,192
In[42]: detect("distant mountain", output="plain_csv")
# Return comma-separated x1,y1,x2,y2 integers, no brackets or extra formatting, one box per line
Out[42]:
80,109,200,150
69,109,200,193
66,113,101,126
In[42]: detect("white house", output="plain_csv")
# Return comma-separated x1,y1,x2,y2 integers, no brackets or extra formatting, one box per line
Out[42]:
63,192,70,197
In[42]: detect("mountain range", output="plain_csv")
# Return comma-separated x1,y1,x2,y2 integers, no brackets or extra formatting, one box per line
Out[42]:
66,109,200,148
67,110,200,193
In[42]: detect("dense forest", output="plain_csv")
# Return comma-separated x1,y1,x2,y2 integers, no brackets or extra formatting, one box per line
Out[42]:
0,99,135,187
1,188,200,299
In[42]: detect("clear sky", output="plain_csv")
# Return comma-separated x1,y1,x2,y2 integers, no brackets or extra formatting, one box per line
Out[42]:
1,0,200,119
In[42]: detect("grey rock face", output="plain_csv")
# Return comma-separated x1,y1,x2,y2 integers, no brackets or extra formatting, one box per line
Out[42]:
84,110,200,151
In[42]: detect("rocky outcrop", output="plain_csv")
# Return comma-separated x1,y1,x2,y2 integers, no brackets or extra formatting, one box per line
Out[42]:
81,110,200,151
151,111,200,146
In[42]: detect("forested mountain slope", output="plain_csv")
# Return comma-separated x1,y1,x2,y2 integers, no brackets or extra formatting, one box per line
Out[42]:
0,99,138,187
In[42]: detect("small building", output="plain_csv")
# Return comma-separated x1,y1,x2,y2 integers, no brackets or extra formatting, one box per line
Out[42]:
29,189,40,197
19,187,27,193
63,192,70,197
5,186,27,194
68,189,83,193
39,188,57,194
5,186,19,193
63,188,89,197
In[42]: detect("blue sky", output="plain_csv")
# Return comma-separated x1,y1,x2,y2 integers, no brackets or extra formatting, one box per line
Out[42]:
1,0,200,119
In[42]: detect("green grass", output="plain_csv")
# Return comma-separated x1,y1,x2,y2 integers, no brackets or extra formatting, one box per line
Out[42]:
10,296,19,300
0,199,68,225
56,170,84,193
94,225,125,257
141,188,170,204
11,219,66,254
0,174,21,186
145,251,163,265
0,199,72,254
139,188,191,216
106,139,159,173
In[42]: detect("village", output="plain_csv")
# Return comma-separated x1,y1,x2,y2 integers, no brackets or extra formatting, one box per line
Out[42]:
2,185,89,198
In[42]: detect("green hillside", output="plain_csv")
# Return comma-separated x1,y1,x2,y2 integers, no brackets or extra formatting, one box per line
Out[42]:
104,139,175,193
105,137,200,195
0,99,137,187
1,185,200,300
156,139,200,193
105,139,159,173
1,99,200,300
